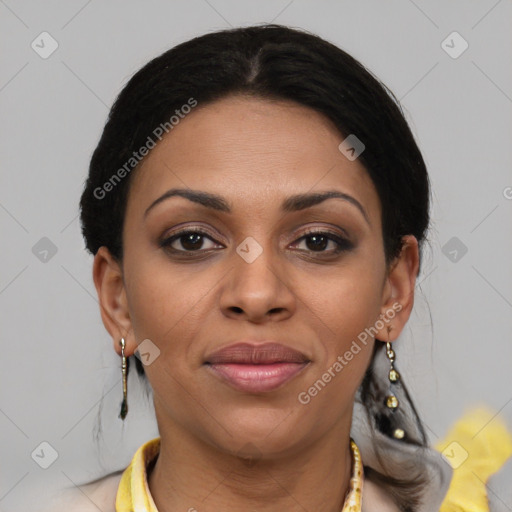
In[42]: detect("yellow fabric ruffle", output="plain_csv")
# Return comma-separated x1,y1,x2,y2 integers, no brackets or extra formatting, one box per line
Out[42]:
436,408,512,512
115,437,364,511
116,437,160,512
115,409,512,512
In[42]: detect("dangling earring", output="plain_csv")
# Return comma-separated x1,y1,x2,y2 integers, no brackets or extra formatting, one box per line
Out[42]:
384,327,405,440
119,337,129,420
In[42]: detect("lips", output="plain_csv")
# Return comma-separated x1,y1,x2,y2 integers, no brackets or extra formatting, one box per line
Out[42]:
204,342,310,393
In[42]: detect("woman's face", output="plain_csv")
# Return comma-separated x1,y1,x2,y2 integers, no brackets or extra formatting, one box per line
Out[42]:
95,95,418,458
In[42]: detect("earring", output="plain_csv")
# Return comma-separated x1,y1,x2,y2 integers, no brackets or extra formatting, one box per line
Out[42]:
384,328,405,440
119,338,128,420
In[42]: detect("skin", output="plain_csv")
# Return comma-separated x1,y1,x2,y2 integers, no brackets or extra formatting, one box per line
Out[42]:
93,95,418,512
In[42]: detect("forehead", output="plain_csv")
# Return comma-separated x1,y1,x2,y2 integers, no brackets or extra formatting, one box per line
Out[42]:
127,95,380,222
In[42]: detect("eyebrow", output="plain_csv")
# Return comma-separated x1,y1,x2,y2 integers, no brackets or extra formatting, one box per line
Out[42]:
144,188,370,225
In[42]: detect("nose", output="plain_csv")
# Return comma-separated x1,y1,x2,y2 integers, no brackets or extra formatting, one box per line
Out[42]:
219,244,296,323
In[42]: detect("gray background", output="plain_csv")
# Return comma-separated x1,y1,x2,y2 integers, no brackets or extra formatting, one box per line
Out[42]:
1,1,511,510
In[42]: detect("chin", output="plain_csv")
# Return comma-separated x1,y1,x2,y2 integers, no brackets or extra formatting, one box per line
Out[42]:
206,405,312,459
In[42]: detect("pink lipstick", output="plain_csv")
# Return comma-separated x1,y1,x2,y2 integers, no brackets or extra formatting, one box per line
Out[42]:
204,342,310,393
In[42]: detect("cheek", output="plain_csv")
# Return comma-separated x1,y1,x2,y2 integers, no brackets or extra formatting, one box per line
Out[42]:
309,263,383,345
298,260,382,400
297,346,373,440
298,308,375,426
123,258,211,352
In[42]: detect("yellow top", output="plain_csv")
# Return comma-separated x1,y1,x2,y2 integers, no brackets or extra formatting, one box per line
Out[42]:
437,408,512,512
115,408,512,512
115,437,160,512
116,438,363,512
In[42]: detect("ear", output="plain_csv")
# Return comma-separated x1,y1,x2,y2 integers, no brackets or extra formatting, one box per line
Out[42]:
92,246,136,357
374,235,420,342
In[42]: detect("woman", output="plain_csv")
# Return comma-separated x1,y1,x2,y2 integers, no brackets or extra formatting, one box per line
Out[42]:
50,24,511,511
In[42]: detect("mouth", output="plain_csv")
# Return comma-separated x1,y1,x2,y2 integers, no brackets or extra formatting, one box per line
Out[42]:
204,342,311,393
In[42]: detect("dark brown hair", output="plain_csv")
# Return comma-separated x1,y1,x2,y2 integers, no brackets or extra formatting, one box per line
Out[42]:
80,24,431,510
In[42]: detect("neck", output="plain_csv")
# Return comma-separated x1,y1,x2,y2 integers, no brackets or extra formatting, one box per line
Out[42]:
148,415,354,512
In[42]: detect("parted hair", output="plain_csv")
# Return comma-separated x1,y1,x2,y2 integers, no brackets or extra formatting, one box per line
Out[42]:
80,24,431,511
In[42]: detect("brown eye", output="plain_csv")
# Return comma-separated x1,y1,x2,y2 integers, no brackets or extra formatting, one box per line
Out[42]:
303,233,330,251
293,230,353,254
160,229,220,253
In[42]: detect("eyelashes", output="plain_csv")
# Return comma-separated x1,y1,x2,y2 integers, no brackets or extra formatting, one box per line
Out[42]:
159,227,354,258
292,228,353,254
160,228,221,253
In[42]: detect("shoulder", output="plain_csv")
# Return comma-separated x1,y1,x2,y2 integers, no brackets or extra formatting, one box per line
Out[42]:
43,471,123,512
362,478,401,512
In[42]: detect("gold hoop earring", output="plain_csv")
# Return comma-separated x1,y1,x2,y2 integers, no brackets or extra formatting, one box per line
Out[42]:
384,328,405,440
119,337,128,420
